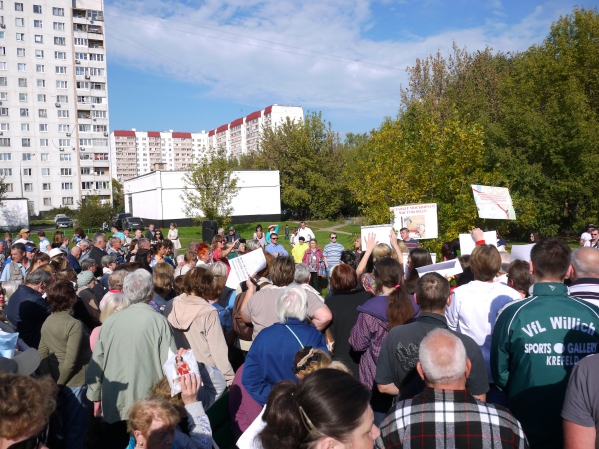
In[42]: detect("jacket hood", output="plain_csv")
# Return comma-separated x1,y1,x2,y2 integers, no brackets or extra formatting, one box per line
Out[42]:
167,293,215,330
357,295,389,322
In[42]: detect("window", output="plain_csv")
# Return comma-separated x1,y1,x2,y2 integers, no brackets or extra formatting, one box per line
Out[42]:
0,47,5,55
76,81,89,89
18,93,26,101
0,62,5,70
74,38,87,46
96,181,109,190
21,138,30,146
23,183,32,192
77,96,89,104
0,168,11,176
0,2,3,9
15,17,23,26
59,154,71,161
53,22,64,31
0,138,9,146
16,33,24,41
81,181,93,189
54,37,65,45
39,124,47,132
93,125,107,132
42,183,50,190
37,79,44,87
80,153,91,160
57,110,68,118
0,152,10,159
93,138,107,146
62,197,73,205
43,198,51,206
36,64,44,73
33,5,41,13
38,109,46,117
93,153,108,160
0,77,5,86
78,124,90,132
20,123,28,131
22,153,31,160
33,19,42,27
92,110,106,118
41,153,49,161
14,2,22,11
52,7,64,16
0,108,7,116
80,138,92,146
16,48,25,56
58,139,70,147
61,183,72,190
0,122,7,129
0,32,3,39
90,68,103,76
89,53,104,62
55,66,66,74
60,168,71,176
18,78,26,87
58,124,68,132
39,139,48,146
4,183,12,192
34,35,43,43
35,50,43,58
22,168,31,175
92,97,104,104
80,167,91,175
54,51,66,59
56,95,67,103
37,94,45,102
19,108,28,117
41,168,49,176
17,63,26,71
75,52,87,60
56,80,67,89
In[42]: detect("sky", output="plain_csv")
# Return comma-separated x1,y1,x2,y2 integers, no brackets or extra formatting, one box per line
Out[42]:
101,0,596,137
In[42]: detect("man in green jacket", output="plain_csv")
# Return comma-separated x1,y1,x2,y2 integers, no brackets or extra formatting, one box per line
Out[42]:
86,269,177,447
491,237,599,449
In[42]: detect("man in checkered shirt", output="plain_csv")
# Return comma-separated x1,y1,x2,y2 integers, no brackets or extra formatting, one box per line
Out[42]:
376,328,529,449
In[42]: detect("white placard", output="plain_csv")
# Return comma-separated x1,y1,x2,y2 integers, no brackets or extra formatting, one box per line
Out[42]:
510,244,535,262
390,203,438,239
361,225,393,250
459,231,498,256
226,249,267,288
416,259,463,278
471,185,516,220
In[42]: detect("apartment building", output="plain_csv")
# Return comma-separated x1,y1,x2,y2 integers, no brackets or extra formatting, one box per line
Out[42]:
110,130,209,181
207,104,303,157
0,0,111,213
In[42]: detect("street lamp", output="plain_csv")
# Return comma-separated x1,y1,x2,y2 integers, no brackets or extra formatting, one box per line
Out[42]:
19,153,35,198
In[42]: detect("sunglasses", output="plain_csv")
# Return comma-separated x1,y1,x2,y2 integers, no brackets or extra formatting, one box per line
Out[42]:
9,425,48,449
271,237,278,240
331,237,337,240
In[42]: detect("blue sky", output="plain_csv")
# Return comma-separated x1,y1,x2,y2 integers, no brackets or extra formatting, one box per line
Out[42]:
104,0,595,137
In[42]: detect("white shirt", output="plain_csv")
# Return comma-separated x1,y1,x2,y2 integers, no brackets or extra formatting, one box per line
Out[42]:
446,280,522,381
296,227,315,242
581,232,592,247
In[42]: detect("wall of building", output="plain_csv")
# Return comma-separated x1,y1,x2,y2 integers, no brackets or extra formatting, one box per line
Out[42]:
123,170,281,227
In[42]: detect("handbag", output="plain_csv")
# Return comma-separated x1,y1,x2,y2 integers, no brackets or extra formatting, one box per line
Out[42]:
318,259,327,278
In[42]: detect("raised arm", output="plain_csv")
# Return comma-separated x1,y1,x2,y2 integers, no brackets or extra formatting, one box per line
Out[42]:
356,233,377,276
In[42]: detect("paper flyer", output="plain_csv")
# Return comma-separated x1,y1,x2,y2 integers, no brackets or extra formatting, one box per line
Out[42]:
360,225,393,250
471,185,516,220
459,231,498,255
510,244,535,262
226,249,267,288
416,259,463,278
390,203,438,239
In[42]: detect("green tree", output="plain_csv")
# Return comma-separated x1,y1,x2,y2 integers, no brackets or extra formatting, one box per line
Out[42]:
112,178,124,210
74,195,117,230
256,111,347,218
181,147,239,227
0,177,9,207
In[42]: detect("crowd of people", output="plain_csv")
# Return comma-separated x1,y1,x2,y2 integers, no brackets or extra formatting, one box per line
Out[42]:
2,221,599,449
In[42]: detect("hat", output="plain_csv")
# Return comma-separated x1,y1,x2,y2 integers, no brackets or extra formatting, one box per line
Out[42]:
49,248,63,258
228,226,235,231
25,244,36,252
19,228,30,235
77,270,95,289
0,348,41,375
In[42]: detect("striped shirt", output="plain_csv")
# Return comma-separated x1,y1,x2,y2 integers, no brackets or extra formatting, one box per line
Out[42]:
323,242,345,268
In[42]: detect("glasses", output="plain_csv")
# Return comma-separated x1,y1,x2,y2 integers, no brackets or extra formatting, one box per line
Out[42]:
271,237,278,240
331,237,337,240
9,425,48,449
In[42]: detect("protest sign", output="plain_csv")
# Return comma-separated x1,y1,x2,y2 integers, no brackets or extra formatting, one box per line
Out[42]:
459,231,498,255
390,203,438,239
416,259,463,278
226,249,267,288
471,185,517,220
361,225,393,250
510,244,535,262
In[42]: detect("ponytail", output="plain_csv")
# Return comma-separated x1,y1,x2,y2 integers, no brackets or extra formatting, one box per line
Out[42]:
387,285,414,330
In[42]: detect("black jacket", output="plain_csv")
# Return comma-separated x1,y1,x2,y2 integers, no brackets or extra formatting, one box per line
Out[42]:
5,284,50,348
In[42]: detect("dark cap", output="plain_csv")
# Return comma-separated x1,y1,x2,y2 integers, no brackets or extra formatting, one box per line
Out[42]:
229,226,235,231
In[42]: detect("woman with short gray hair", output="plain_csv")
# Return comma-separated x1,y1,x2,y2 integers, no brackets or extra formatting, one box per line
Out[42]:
242,285,328,406
124,269,154,304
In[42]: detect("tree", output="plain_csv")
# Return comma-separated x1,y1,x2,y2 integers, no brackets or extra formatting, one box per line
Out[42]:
74,195,117,230
180,147,239,227
112,178,124,210
255,111,348,218
0,177,9,207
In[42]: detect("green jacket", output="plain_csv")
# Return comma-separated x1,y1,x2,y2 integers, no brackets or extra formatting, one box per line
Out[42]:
38,310,92,387
491,283,599,449
85,302,176,423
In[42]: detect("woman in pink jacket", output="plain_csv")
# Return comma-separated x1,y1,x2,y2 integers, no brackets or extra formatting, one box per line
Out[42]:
302,238,324,295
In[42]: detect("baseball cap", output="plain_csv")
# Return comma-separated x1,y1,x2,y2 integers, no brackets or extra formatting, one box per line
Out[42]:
25,244,36,252
49,248,64,258
19,228,30,235
229,226,235,231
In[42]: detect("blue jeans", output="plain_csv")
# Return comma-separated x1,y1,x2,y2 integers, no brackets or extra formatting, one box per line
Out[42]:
59,385,92,449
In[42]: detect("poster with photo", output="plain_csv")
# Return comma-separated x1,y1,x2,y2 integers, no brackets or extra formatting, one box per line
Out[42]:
390,203,438,239
471,185,517,220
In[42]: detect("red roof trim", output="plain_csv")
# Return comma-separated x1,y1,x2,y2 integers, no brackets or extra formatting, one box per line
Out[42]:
230,118,243,127
217,124,229,133
208,130,215,137
263,105,273,115
172,132,192,138
147,131,160,137
246,110,261,121
114,130,136,137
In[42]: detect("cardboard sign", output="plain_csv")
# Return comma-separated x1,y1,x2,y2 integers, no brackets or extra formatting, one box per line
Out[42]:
510,244,535,262
360,225,393,250
459,231,498,255
390,203,438,239
416,259,463,278
471,185,516,220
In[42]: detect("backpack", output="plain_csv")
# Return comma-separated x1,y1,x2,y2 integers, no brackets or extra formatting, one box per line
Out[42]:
232,280,270,341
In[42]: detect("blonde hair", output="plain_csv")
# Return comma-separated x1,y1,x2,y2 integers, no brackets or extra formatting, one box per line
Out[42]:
127,397,180,436
2,281,19,301
100,293,130,323
372,243,392,263
293,348,332,380
153,262,174,278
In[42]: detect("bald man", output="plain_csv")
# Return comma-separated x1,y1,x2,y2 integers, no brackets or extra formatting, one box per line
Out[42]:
67,245,82,274
376,329,528,449
569,247,599,307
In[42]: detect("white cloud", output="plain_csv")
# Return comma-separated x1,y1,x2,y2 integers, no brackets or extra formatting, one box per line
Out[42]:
104,0,580,124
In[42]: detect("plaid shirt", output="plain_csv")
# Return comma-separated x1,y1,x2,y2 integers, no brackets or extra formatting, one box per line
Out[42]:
375,388,529,449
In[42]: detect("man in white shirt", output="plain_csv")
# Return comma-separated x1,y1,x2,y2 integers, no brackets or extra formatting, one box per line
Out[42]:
580,223,595,247
296,221,314,242
37,231,51,254
13,229,31,245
